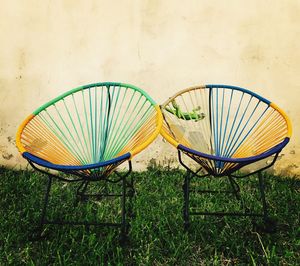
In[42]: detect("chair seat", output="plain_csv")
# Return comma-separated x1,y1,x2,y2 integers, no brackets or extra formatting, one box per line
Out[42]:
178,137,288,164
161,84,291,176
178,138,289,176
23,151,131,171
16,82,163,177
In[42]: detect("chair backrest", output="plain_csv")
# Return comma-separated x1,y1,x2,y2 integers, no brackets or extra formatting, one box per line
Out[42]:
16,82,162,168
161,85,291,162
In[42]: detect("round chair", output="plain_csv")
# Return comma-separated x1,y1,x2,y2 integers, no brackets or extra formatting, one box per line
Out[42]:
16,82,162,239
160,84,291,229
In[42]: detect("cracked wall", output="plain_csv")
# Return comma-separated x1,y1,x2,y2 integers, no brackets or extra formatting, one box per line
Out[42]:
0,0,299,176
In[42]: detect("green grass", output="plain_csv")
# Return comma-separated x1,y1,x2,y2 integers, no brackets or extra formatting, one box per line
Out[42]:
0,166,299,265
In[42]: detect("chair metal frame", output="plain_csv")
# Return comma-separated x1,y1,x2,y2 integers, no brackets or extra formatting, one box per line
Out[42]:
179,149,279,230
161,84,292,230
16,82,163,241
28,160,134,241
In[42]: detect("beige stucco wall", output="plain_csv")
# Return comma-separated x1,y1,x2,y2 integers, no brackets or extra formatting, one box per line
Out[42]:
0,0,299,175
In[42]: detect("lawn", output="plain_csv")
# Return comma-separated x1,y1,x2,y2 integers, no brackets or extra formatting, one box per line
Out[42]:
0,166,299,265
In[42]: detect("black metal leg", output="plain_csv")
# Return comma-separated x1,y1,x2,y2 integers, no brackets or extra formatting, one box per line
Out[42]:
258,172,268,221
81,180,89,196
183,170,191,230
127,174,135,218
29,160,134,241
129,174,135,196
177,149,279,232
119,175,128,244
76,180,89,201
36,176,53,238
228,175,241,200
255,172,277,232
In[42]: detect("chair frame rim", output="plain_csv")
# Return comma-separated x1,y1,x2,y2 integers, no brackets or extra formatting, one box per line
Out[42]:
23,151,131,171
178,138,289,164
16,82,163,170
160,84,292,162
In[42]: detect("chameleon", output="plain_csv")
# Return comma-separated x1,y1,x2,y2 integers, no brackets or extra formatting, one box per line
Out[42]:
165,99,205,121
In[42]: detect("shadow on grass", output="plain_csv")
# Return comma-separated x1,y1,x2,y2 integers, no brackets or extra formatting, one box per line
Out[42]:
0,166,299,265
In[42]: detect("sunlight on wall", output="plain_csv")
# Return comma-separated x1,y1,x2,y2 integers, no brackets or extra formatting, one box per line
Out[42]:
0,0,299,175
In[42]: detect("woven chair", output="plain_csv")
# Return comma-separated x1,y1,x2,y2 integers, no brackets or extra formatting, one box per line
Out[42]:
160,84,291,230
16,82,162,239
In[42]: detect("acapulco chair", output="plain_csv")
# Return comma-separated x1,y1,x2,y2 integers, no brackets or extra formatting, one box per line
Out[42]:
16,82,162,240
160,84,292,230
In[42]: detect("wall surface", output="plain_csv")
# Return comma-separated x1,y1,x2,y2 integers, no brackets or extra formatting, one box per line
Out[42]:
0,0,299,175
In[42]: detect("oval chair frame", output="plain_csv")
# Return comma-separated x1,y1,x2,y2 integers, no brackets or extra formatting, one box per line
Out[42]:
17,82,162,173
160,84,292,230
16,82,163,241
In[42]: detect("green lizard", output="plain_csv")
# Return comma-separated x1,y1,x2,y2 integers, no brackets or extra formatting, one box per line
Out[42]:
165,99,205,121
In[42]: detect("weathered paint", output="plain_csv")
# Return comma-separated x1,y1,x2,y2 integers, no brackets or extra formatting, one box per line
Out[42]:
0,0,299,175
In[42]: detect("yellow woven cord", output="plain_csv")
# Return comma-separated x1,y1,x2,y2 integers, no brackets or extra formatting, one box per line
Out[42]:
18,115,82,165
270,102,292,138
117,113,156,156
130,104,163,157
16,114,35,154
232,104,291,159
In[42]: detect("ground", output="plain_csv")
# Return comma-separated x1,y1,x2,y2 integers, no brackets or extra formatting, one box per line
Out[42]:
0,166,299,265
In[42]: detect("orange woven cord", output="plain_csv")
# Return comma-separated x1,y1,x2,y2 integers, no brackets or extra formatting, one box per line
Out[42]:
116,112,157,156
21,116,82,166
221,162,239,174
22,124,75,164
184,151,216,173
77,163,115,178
201,158,216,172
232,108,288,158
21,121,79,165
21,131,73,165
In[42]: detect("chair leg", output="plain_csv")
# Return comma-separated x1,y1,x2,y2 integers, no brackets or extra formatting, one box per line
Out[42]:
31,166,134,242
255,172,276,232
258,172,269,222
228,175,241,200
183,170,191,230
120,176,127,243
76,180,89,201
35,176,52,239
127,174,135,218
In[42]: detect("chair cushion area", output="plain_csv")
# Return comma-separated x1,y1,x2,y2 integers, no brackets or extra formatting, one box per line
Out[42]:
23,151,131,171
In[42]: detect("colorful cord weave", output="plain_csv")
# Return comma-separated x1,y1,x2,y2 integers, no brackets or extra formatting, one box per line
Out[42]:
16,82,162,177
161,85,291,176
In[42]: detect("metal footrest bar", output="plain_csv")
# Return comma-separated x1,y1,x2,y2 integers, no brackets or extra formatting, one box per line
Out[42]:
44,220,122,227
79,193,123,199
179,151,272,230
188,189,239,194
32,160,134,242
190,211,264,217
